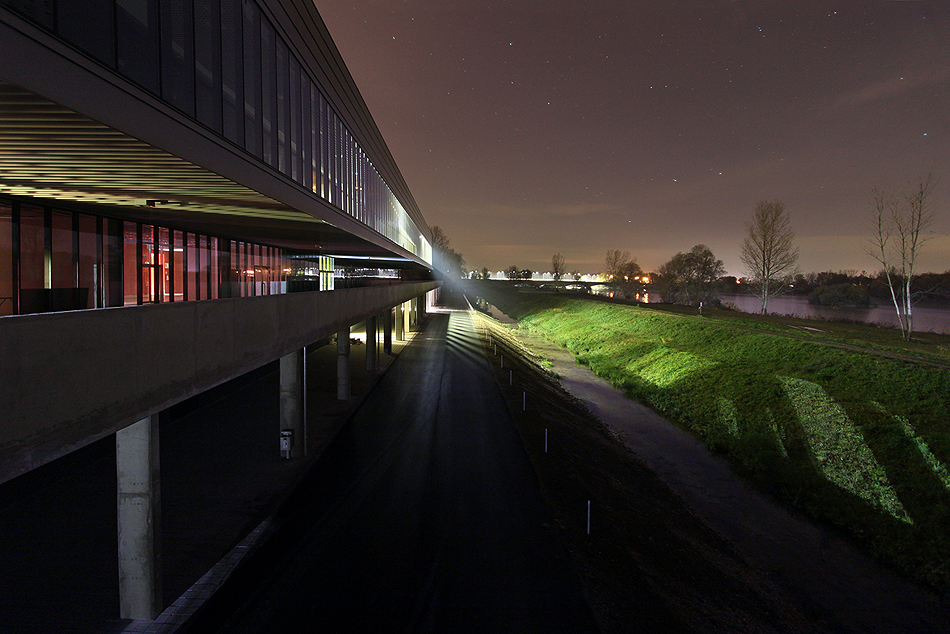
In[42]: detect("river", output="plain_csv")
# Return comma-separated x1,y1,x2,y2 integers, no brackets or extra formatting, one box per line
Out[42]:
716,293,950,334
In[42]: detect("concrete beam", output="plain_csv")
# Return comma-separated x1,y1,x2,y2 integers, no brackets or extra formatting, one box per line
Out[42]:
0,281,438,484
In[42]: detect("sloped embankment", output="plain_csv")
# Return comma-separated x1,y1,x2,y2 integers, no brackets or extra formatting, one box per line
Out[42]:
479,287,950,591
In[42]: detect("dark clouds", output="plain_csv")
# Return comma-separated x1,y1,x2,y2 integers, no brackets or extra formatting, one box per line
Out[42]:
317,1,950,275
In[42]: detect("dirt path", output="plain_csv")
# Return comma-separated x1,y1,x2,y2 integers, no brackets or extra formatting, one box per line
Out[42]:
495,313,949,632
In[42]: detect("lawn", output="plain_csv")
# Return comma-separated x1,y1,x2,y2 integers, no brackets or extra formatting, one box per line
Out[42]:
472,282,950,590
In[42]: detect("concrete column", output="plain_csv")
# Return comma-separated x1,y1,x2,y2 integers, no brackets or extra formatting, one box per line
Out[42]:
279,348,306,458
416,295,425,327
403,300,411,334
394,304,404,341
365,316,378,371
383,308,392,355
116,415,162,621
337,327,351,400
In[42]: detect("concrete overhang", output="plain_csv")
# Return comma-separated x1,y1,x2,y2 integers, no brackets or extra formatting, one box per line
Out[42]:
0,281,440,484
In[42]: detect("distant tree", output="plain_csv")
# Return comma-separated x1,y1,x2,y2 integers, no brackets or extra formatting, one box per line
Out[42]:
429,225,466,279
657,244,726,306
520,268,534,280
604,249,631,281
867,174,938,341
482,266,490,280
740,200,799,314
571,270,582,281
505,265,520,280
603,249,645,299
551,252,566,281
430,225,450,252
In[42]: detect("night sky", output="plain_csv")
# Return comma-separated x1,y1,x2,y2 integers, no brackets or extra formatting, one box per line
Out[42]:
317,1,950,276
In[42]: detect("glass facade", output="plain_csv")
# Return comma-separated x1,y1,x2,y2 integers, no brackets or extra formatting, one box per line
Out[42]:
0,0,432,264
0,197,341,317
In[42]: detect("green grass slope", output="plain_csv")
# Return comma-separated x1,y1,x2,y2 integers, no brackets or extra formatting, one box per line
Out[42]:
476,285,950,590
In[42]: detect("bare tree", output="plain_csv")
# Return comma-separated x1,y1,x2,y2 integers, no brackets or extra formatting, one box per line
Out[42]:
429,225,466,278
604,249,631,281
603,250,645,299
867,175,938,341
740,201,799,314
551,252,566,282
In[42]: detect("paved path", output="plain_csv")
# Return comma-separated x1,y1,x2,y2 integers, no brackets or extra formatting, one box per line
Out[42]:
515,328,950,633
182,307,598,633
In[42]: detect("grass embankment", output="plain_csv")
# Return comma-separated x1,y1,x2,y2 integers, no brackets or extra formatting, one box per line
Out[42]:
475,284,950,591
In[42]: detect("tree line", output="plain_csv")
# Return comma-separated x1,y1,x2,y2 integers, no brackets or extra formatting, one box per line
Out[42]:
432,174,942,341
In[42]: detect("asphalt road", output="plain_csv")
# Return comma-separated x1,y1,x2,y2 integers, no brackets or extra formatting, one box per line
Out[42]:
182,304,599,633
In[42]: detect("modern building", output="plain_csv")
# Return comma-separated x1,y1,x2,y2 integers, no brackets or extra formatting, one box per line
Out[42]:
0,0,438,623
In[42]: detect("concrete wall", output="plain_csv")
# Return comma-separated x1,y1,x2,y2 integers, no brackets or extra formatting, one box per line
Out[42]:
0,282,438,483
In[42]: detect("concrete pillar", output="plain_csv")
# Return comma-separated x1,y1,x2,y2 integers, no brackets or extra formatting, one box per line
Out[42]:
279,348,306,458
337,327,351,400
365,316,378,371
416,294,425,327
394,304,404,341
116,415,162,621
383,308,392,355
403,300,411,334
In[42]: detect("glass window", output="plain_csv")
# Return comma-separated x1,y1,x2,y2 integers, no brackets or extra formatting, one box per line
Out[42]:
58,0,116,66
185,232,197,301
76,214,98,309
195,0,222,133
50,211,73,290
209,236,219,299
1,0,53,28
310,83,318,193
172,229,184,301
241,0,261,159
18,205,44,294
302,73,312,191
123,222,138,306
290,56,301,183
276,37,289,175
261,17,277,167
197,234,208,300
221,0,244,145
160,0,195,116
0,201,12,316
104,218,124,307
116,0,161,94
158,226,170,302
141,224,157,303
